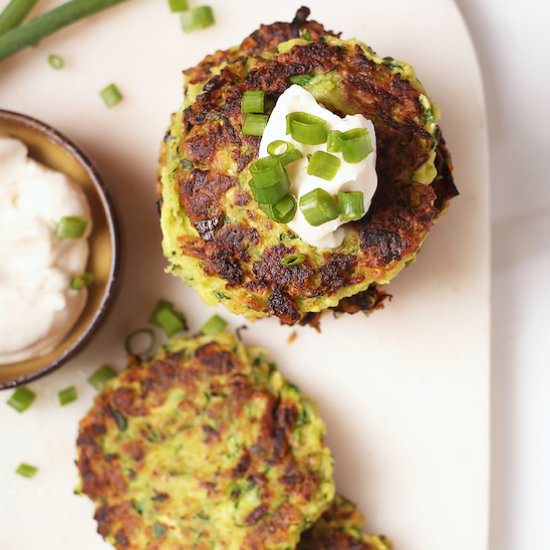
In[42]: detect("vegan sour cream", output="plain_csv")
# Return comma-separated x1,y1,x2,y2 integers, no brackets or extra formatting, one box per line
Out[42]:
259,85,377,248
0,137,92,364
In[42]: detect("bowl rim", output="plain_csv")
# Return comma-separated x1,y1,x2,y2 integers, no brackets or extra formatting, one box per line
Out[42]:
0,109,121,390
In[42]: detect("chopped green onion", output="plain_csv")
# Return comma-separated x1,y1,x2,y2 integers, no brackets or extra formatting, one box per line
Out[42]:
149,299,187,337
47,53,64,69
0,0,39,36
0,0,129,63
267,140,289,156
153,522,167,539
307,151,341,181
299,188,339,226
70,272,93,290
88,365,117,391
249,156,290,204
326,130,343,153
281,254,305,267
168,0,188,12
286,112,328,145
7,387,35,413
242,114,268,137
100,83,123,107
200,314,227,335
339,128,373,163
180,5,214,33
16,463,38,478
56,216,88,239
260,193,297,224
124,328,156,357
267,140,303,166
299,28,312,41
109,408,127,431
58,386,77,406
289,74,313,86
241,90,264,114
338,191,365,222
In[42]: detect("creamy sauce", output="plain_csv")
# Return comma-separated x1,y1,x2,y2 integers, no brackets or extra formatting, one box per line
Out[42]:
0,137,92,364
259,85,377,248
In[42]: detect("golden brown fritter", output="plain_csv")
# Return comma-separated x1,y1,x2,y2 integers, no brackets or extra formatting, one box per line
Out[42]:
158,7,458,325
299,495,391,550
76,333,334,549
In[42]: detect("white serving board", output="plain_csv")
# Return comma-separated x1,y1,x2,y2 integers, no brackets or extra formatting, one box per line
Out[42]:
0,1,489,549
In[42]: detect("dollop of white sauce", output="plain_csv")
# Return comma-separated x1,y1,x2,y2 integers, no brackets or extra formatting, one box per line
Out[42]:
0,137,92,364
259,85,378,248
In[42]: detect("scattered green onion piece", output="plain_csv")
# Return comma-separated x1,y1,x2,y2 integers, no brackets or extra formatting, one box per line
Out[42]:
180,5,214,33
260,193,297,224
58,386,77,406
153,522,167,539
16,463,38,478
0,0,129,63
289,74,313,86
339,128,372,163
100,83,123,107
242,113,268,137
200,314,227,336
7,387,35,413
124,328,156,357
307,151,341,181
299,28,312,41
249,156,290,204
299,188,339,226
0,0,39,36
326,130,343,153
338,191,365,222
70,272,93,290
88,365,117,391
149,299,187,337
47,53,64,69
56,216,87,239
241,90,264,114
281,254,305,267
168,0,188,12
286,112,328,145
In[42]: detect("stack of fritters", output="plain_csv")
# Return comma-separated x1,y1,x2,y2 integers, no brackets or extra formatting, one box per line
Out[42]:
157,7,458,325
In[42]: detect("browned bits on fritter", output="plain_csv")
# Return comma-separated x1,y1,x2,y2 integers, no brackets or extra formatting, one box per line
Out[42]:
76,334,334,549
267,288,301,325
178,169,235,222
195,342,236,374
333,285,389,316
252,244,315,295
298,495,392,550
319,254,360,292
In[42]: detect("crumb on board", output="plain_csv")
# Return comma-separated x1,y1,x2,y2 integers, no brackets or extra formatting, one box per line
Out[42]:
287,330,298,345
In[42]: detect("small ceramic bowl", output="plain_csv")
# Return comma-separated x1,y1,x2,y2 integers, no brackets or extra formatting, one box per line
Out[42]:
0,110,120,389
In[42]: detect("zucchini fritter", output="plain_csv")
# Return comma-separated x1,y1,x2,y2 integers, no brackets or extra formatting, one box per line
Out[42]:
76,332,334,549
158,7,458,324
299,495,391,550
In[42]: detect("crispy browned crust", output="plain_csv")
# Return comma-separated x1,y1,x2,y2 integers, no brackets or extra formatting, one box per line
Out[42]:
299,495,391,550
161,8,458,325
76,335,333,549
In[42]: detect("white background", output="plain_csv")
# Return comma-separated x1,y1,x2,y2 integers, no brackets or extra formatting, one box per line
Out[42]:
455,1,550,549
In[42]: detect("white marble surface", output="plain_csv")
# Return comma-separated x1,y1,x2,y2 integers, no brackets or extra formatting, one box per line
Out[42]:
454,1,550,549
